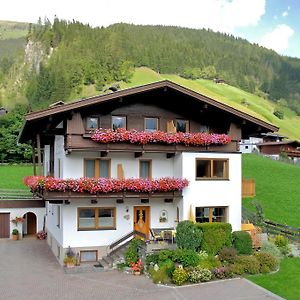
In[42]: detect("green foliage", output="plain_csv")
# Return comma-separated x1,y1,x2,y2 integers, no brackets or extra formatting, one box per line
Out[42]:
213,266,234,279
158,259,175,277
146,253,159,266
254,252,278,273
218,247,238,264
125,238,141,265
176,220,202,251
12,229,19,235
197,255,222,270
172,249,200,267
172,267,188,286
149,265,169,284
187,267,212,283
273,110,284,119
235,255,260,274
158,250,173,262
232,231,252,255
274,235,288,248
278,245,291,257
196,222,232,255
260,241,282,261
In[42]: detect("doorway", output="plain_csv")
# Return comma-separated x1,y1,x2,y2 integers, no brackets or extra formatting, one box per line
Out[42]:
133,206,150,238
23,212,37,236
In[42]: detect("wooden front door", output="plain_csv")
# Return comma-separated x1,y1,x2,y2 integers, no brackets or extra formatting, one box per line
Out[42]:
0,213,10,238
134,206,150,238
26,213,36,235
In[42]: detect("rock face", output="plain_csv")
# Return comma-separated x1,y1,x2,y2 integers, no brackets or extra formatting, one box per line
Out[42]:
24,40,44,73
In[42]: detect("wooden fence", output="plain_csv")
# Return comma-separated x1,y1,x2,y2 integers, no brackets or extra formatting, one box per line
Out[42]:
242,179,255,197
263,220,300,242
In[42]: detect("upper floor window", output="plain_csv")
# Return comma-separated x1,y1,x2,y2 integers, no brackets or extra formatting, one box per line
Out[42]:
144,117,158,132
139,160,152,179
176,119,189,133
195,207,227,223
84,159,110,178
196,158,228,180
112,116,126,131
199,124,209,133
86,117,99,130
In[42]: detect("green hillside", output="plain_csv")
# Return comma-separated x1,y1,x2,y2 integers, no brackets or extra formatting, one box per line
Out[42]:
0,20,28,40
242,154,300,227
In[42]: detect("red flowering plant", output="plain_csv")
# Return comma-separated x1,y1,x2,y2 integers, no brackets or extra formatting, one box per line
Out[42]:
11,216,25,225
131,259,143,273
91,128,231,146
24,176,189,195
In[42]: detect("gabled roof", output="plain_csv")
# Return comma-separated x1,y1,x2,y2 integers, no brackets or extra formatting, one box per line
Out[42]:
19,80,278,142
257,140,300,147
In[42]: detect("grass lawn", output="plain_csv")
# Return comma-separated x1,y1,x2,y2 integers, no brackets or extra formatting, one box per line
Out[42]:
248,258,300,300
242,154,300,227
0,164,33,189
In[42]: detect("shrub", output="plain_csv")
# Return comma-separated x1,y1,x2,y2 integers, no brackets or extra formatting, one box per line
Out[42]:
198,255,222,270
213,266,234,279
176,221,203,251
235,255,260,274
232,231,252,255
260,241,281,261
158,259,175,277
149,265,169,284
255,252,278,273
218,247,237,264
196,223,232,255
231,263,245,275
158,250,173,261
279,244,291,256
12,229,19,235
125,238,141,265
172,249,200,267
146,253,159,266
198,250,208,260
172,267,188,286
274,235,288,248
188,267,212,283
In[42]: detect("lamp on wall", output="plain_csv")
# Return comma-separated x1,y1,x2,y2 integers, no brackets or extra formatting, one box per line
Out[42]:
91,199,98,204
64,200,70,205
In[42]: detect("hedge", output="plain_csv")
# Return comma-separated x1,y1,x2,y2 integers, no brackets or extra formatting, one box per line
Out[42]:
232,231,252,255
176,220,202,251
196,223,232,255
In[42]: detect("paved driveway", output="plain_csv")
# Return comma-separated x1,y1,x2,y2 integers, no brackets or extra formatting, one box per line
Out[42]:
0,239,283,300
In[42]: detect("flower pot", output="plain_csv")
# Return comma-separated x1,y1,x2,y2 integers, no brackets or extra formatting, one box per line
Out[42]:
133,271,141,275
12,234,19,241
66,262,75,268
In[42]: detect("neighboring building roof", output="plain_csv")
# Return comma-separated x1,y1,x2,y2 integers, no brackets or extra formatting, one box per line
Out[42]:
257,140,300,147
260,132,287,139
19,80,278,142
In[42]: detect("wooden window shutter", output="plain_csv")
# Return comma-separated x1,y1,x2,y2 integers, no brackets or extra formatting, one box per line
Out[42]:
167,120,176,133
117,164,124,179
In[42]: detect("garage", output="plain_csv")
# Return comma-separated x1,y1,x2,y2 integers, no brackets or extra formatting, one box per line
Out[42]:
0,213,10,238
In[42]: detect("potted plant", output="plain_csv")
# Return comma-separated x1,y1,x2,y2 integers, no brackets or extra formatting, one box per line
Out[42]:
131,259,143,275
63,246,76,268
12,229,19,241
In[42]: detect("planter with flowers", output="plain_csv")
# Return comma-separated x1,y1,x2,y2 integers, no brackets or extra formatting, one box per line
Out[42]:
131,259,143,275
11,216,25,225
12,229,19,241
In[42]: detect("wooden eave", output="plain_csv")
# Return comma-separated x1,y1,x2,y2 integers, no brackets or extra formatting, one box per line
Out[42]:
19,80,278,143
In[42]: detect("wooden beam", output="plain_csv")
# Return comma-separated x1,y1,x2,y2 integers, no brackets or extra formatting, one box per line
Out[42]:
166,153,175,159
32,141,36,176
36,133,43,176
134,152,143,158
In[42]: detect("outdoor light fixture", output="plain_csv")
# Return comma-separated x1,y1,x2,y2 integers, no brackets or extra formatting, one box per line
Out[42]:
91,199,98,204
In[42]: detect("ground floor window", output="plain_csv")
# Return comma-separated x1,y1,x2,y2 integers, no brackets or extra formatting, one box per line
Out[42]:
195,207,227,223
80,250,98,262
78,207,116,230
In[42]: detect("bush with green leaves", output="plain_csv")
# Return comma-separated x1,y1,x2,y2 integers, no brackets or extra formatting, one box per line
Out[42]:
188,267,212,283
218,247,237,264
213,266,234,279
158,250,173,261
146,253,159,266
279,244,291,256
196,223,232,255
254,252,278,273
172,248,200,267
149,265,169,284
232,231,252,255
158,259,175,277
274,235,288,248
125,238,141,265
176,221,202,251
234,255,260,274
260,240,282,261
198,255,222,270
198,250,208,260
172,267,189,286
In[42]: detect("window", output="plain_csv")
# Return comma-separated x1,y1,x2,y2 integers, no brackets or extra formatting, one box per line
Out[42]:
139,160,152,179
86,117,98,130
80,250,98,262
84,159,110,178
195,207,227,223
199,125,209,133
112,116,126,130
144,117,158,132
176,119,189,133
196,158,228,179
78,207,116,230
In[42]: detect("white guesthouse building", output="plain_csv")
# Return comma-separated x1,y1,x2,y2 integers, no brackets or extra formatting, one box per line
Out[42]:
18,80,277,265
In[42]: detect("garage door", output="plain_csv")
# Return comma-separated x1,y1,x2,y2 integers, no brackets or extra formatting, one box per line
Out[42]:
0,213,10,238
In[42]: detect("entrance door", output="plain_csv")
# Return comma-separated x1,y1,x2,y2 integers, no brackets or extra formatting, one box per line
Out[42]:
0,213,10,238
134,206,150,238
26,212,37,235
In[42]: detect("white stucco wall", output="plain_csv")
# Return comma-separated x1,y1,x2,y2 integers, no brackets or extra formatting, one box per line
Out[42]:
54,135,65,178
46,203,63,245
44,145,50,176
0,207,45,238
181,152,242,231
